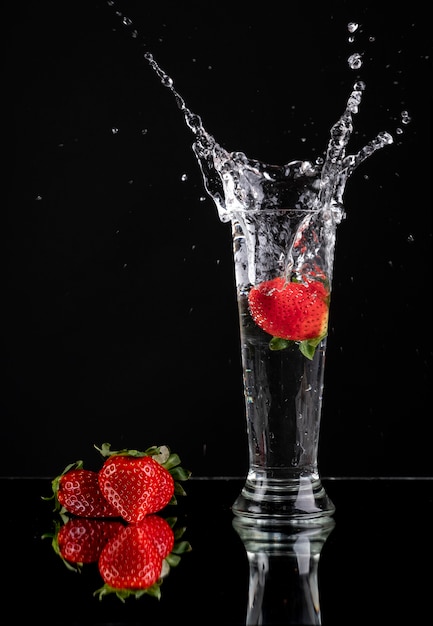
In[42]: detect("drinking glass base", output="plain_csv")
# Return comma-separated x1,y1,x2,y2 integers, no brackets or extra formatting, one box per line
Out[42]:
232,472,335,525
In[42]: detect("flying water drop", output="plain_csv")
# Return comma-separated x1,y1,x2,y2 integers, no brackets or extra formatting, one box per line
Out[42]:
348,53,363,70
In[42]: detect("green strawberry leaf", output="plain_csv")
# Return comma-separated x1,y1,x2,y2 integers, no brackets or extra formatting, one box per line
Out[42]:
170,465,191,481
269,337,293,351
299,334,326,360
162,453,182,470
173,525,186,540
94,582,162,602
268,334,327,359
165,553,181,567
174,481,188,496
172,540,192,555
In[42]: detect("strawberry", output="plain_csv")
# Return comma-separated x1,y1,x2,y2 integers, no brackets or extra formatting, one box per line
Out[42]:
95,515,192,601
44,444,191,523
98,523,163,592
248,276,329,358
138,514,175,559
96,444,191,523
55,518,123,566
47,461,120,518
98,455,174,522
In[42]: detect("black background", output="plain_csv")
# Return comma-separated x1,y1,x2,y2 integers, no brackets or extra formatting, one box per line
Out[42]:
5,1,431,478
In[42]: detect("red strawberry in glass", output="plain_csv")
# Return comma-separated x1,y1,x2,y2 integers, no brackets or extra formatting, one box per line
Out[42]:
248,276,329,352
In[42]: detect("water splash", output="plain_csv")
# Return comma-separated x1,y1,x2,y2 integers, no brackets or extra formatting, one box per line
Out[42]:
107,3,394,287
107,3,394,225
142,51,393,288
143,51,393,217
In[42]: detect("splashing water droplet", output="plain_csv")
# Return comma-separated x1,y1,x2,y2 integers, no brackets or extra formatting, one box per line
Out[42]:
134,18,398,293
401,110,412,125
348,53,363,70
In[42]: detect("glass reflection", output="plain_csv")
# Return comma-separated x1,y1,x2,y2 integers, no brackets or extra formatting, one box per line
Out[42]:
233,516,335,625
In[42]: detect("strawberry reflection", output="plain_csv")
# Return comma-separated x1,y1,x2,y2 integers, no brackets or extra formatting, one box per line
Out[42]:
233,516,334,625
44,514,191,601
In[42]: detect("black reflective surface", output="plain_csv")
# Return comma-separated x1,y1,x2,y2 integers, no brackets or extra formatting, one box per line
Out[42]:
4,477,432,624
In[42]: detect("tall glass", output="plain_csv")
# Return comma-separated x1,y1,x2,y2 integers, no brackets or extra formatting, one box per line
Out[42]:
141,55,393,523
229,198,339,522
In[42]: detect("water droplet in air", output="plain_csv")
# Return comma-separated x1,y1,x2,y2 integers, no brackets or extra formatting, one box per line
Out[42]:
348,53,363,70
347,22,359,33
377,131,393,146
401,110,412,125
